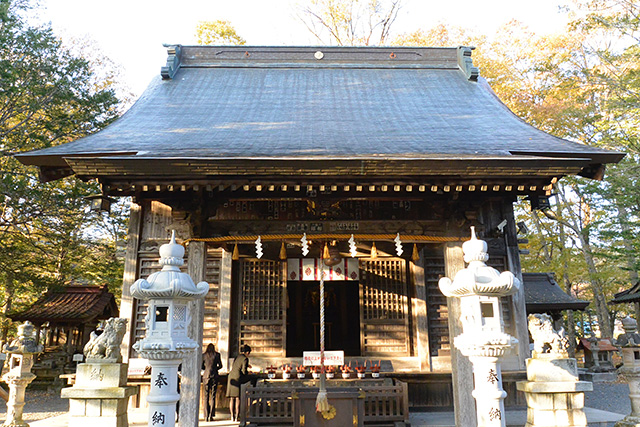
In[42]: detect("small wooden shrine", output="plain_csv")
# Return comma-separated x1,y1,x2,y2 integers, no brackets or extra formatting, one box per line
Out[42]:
523,272,590,321
9,284,118,355
611,281,640,321
16,46,624,417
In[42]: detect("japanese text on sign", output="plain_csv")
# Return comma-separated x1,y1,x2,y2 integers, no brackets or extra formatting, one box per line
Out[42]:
303,351,344,366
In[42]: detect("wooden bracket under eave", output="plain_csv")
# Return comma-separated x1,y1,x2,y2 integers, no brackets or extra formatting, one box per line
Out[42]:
161,44,182,79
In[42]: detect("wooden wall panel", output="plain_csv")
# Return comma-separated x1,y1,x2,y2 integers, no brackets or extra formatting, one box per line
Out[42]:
238,260,285,356
203,248,222,347
360,259,409,356
424,256,449,359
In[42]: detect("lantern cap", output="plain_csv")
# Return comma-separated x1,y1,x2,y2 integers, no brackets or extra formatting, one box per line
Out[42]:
438,227,520,298
462,226,488,263
159,231,185,268
130,231,209,300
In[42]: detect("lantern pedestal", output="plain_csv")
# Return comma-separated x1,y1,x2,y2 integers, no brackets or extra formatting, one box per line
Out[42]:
2,322,43,427
517,355,592,427
614,317,640,427
2,373,35,427
141,358,182,427
615,365,640,426
614,364,640,427
456,334,516,427
61,362,136,427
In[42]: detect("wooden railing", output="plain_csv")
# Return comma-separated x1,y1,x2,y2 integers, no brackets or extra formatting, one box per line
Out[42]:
239,380,409,426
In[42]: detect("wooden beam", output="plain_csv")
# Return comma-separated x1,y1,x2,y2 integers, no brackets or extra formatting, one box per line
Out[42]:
412,251,430,371
444,242,477,427
119,202,142,362
180,241,207,427
501,200,529,369
217,250,233,369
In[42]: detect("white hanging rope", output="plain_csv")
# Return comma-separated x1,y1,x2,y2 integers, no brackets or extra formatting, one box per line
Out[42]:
316,262,329,412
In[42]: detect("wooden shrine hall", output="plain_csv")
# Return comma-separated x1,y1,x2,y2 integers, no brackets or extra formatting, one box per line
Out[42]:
16,46,624,422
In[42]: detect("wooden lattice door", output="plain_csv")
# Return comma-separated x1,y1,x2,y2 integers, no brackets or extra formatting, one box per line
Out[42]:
359,259,410,356
237,260,286,356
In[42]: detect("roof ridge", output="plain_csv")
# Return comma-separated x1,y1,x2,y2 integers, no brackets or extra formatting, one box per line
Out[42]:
161,45,476,79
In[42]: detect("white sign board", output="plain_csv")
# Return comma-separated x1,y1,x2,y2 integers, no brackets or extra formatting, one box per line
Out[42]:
303,350,344,366
72,354,84,362
127,358,150,376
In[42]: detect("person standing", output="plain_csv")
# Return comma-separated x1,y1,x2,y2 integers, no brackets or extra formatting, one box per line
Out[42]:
202,343,223,422
226,344,256,422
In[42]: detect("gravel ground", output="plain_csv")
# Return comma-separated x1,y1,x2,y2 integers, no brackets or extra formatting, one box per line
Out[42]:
0,388,68,423
585,379,631,415
0,381,632,423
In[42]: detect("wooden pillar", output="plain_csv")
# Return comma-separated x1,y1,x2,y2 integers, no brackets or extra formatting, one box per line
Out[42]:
412,250,431,371
47,328,54,347
119,202,143,361
35,325,41,347
217,250,233,369
66,326,73,355
502,200,529,368
179,241,207,427
444,242,477,427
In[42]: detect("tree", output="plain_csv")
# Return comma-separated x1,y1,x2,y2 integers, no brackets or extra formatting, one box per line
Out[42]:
0,0,126,343
195,20,246,45
391,19,635,337
297,0,402,45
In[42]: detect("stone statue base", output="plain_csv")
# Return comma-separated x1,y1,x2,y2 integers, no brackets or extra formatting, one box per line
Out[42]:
615,416,640,427
61,362,136,427
517,356,593,427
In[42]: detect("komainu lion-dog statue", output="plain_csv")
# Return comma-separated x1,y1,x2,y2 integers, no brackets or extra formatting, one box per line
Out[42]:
83,317,128,363
528,313,569,357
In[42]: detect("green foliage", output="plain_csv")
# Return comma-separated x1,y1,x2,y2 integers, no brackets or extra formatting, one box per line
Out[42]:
0,0,128,339
195,20,246,45
389,8,640,336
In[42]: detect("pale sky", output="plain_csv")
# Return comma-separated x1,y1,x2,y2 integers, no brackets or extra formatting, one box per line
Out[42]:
38,0,572,96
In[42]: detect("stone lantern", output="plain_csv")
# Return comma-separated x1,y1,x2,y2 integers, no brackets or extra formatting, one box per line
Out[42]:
614,316,640,427
130,231,208,427
438,227,520,427
2,321,43,427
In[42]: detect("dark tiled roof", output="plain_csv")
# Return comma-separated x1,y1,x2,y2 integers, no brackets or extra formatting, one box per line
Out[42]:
523,272,590,313
16,46,623,179
611,282,640,304
9,285,118,324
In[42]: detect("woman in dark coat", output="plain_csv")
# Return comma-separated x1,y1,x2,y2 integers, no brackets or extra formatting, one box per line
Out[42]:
226,344,256,422
202,343,223,421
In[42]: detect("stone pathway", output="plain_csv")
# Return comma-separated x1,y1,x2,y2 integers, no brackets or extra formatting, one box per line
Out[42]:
0,380,632,426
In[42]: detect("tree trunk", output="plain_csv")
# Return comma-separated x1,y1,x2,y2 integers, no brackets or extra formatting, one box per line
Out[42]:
548,184,613,338
557,209,577,357
616,202,638,283
0,272,15,348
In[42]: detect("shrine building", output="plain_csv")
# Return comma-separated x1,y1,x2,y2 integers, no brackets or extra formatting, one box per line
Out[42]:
16,46,624,410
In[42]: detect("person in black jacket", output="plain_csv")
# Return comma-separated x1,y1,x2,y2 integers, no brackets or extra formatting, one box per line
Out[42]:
202,343,223,422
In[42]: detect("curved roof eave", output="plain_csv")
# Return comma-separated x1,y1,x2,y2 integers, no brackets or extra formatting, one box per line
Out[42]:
15,46,624,181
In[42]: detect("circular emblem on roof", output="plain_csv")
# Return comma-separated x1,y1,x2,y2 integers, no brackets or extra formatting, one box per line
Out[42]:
314,51,324,60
